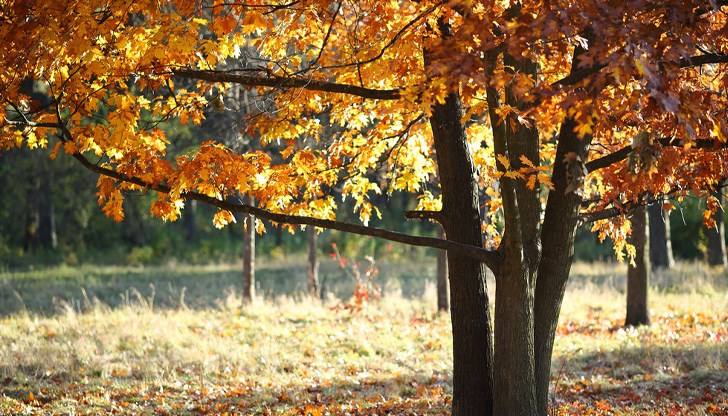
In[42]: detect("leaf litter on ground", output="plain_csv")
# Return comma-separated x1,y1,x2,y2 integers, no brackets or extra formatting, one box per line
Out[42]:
0,263,726,415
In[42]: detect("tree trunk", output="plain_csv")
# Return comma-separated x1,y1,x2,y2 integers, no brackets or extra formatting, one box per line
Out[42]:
24,179,40,253
307,226,319,298
707,180,727,267
38,168,57,250
183,199,198,243
430,91,494,416
436,226,449,312
626,205,650,326
648,201,674,269
242,213,255,303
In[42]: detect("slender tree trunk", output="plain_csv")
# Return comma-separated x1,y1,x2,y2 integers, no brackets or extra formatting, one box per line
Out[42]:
24,180,40,253
274,225,283,247
430,92,494,416
648,201,674,269
37,168,57,250
626,205,650,326
183,199,198,243
242,213,255,303
707,180,727,267
436,226,449,312
307,226,319,298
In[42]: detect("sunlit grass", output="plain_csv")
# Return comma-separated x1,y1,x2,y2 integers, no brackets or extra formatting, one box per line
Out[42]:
0,261,725,414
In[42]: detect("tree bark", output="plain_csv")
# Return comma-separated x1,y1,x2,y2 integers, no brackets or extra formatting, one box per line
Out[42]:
243,213,255,303
489,47,542,416
430,91,494,416
436,226,449,312
307,226,320,298
533,118,591,415
648,201,674,269
626,205,650,326
707,180,727,267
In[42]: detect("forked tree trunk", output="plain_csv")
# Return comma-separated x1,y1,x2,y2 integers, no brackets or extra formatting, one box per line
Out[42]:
307,226,319,298
626,206,650,326
648,202,674,269
707,180,727,267
426,18,595,416
436,226,449,312
242,213,255,303
490,50,541,414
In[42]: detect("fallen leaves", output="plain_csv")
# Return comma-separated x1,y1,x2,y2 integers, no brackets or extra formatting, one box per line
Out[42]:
0,279,725,415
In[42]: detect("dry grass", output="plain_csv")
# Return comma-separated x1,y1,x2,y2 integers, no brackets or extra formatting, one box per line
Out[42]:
0,261,725,415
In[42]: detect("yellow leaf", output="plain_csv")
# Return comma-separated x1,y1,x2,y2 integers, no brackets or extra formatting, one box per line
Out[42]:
503,170,525,180
213,210,236,229
519,154,535,169
711,123,726,142
496,154,510,170
50,141,62,160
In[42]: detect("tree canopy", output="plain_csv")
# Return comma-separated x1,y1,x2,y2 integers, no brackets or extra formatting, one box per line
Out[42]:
3,1,728,415
2,1,728,250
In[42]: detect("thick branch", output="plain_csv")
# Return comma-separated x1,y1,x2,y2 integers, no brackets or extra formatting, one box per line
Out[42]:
82,155,496,266
677,53,728,68
552,63,608,88
553,53,728,89
404,210,443,223
586,136,727,173
172,69,401,100
585,145,632,173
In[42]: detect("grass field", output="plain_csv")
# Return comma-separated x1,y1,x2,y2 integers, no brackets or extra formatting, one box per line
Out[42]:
0,259,726,415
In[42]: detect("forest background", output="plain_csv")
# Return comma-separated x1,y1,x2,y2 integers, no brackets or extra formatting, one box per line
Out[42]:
0,113,720,271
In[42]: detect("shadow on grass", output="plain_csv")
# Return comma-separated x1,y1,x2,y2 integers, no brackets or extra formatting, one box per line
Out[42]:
4,343,726,415
551,343,728,411
0,365,453,415
0,260,435,317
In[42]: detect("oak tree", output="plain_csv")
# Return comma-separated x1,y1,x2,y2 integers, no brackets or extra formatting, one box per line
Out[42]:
4,1,728,415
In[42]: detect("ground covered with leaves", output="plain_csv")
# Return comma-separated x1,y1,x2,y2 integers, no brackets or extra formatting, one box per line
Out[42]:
0,262,726,415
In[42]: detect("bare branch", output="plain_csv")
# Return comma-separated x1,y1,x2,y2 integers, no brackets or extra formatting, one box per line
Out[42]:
586,136,728,174
171,68,401,100
585,145,632,173
676,53,728,68
405,210,443,222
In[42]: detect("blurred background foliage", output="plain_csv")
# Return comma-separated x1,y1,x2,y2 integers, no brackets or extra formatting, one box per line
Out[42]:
0,138,717,270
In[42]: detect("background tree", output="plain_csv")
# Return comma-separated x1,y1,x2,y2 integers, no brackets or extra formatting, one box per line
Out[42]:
648,200,674,269
242,211,256,303
626,206,650,326
706,179,727,267
307,226,320,298
4,2,728,415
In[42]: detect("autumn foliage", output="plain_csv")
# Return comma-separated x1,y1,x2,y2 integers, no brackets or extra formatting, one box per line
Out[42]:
1,0,727,252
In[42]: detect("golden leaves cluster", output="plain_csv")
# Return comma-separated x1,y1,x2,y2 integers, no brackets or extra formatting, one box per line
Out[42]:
2,0,728,250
